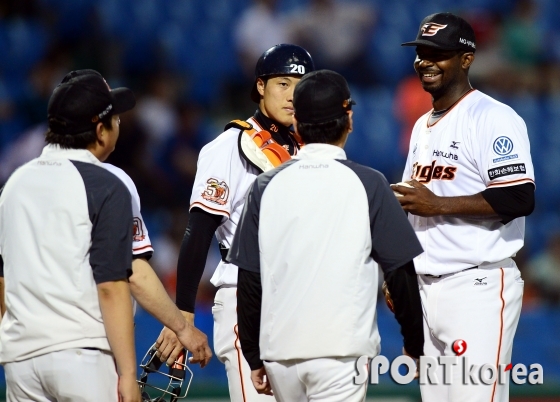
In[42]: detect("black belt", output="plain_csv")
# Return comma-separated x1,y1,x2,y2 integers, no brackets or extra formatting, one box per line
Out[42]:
219,243,229,262
424,266,478,279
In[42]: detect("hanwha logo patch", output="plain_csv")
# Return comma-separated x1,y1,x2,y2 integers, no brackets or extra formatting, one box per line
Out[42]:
421,23,448,36
202,178,229,205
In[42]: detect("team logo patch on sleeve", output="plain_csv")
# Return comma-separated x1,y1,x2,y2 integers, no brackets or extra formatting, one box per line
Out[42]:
132,217,145,241
202,178,229,205
493,136,514,156
488,163,526,179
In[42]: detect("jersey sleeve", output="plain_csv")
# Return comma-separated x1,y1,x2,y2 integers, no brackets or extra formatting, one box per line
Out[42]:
101,163,153,258
340,161,423,274
477,105,535,189
129,183,153,258
73,161,133,284
368,172,424,274
189,131,245,219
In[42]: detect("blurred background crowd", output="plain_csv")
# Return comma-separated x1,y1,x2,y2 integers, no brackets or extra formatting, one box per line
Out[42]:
1,0,560,395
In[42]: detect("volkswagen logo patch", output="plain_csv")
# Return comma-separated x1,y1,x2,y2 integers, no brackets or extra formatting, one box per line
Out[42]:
493,136,513,156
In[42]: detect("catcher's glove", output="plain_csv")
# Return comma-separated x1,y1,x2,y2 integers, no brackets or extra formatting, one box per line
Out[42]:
382,281,395,313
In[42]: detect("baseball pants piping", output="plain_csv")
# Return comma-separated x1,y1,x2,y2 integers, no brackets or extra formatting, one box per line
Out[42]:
213,286,275,402
418,259,523,402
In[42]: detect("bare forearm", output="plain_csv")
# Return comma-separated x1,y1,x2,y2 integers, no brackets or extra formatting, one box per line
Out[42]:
434,193,499,218
97,280,137,378
129,258,188,334
394,181,500,218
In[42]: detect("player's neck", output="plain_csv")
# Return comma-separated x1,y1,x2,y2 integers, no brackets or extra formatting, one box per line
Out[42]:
432,82,473,112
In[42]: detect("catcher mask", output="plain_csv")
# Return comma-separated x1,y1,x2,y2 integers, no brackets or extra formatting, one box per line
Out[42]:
137,343,193,402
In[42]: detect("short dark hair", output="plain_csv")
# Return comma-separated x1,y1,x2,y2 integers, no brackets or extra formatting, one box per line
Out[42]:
296,114,350,145
45,116,113,149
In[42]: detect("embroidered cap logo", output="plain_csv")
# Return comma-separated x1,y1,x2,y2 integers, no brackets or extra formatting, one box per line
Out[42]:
421,23,448,36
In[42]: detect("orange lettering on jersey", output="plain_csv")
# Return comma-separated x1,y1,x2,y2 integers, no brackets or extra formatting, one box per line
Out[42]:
411,161,457,183
202,178,230,205
270,124,279,133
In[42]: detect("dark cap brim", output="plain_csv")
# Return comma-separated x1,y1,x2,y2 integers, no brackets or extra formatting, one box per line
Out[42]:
401,39,460,50
111,87,136,114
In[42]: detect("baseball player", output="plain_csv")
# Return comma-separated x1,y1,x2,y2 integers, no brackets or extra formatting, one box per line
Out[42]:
156,44,314,401
0,70,141,402
393,13,535,402
0,69,212,402
228,69,424,401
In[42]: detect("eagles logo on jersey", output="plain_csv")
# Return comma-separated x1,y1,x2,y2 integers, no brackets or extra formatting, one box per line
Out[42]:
411,160,457,183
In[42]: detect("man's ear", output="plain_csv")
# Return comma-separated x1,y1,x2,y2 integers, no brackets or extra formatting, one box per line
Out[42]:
95,122,105,146
347,110,354,134
462,52,475,70
256,78,266,97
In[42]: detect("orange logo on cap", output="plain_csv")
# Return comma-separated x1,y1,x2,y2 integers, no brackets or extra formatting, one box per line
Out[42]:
421,23,448,36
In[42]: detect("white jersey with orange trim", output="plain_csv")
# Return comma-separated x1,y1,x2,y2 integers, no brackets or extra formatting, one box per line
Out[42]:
190,115,278,401
189,116,263,288
102,163,153,257
403,90,535,276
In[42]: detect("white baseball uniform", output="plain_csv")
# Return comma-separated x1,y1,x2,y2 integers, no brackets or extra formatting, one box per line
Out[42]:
190,115,282,401
403,89,535,402
0,145,133,402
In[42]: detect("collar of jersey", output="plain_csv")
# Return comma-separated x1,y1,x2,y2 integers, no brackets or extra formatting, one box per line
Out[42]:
294,143,346,160
41,144,102,165
253,109,298,154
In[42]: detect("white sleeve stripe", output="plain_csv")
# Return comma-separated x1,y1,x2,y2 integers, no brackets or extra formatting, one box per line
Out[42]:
133,244,154,252
189,201,231,218
487,178,535,188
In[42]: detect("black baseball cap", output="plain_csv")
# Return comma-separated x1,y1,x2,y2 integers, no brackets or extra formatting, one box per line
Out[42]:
47,69,136,135
293,70,355,124
402,12,476,52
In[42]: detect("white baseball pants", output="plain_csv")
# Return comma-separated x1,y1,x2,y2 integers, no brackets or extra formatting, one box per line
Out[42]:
4,348,118,402
213,286,275,402
263,357,368,402
418,259,523,402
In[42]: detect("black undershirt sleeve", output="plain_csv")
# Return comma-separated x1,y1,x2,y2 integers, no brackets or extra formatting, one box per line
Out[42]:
481,183,535,224
133,251,153,261
384,260,424,359
237,268,263,370
0,255,3,277
175,208,223,313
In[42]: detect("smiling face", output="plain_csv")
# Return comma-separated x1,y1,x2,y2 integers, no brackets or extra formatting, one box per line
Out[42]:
257,75,302,127
414,46,474,102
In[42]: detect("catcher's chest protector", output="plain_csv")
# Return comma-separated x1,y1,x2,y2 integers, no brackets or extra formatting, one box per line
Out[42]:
226,119,292,173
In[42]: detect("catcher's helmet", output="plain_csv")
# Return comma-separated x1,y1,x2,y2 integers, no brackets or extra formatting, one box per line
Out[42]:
250,44,315,103
137,344,193,402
